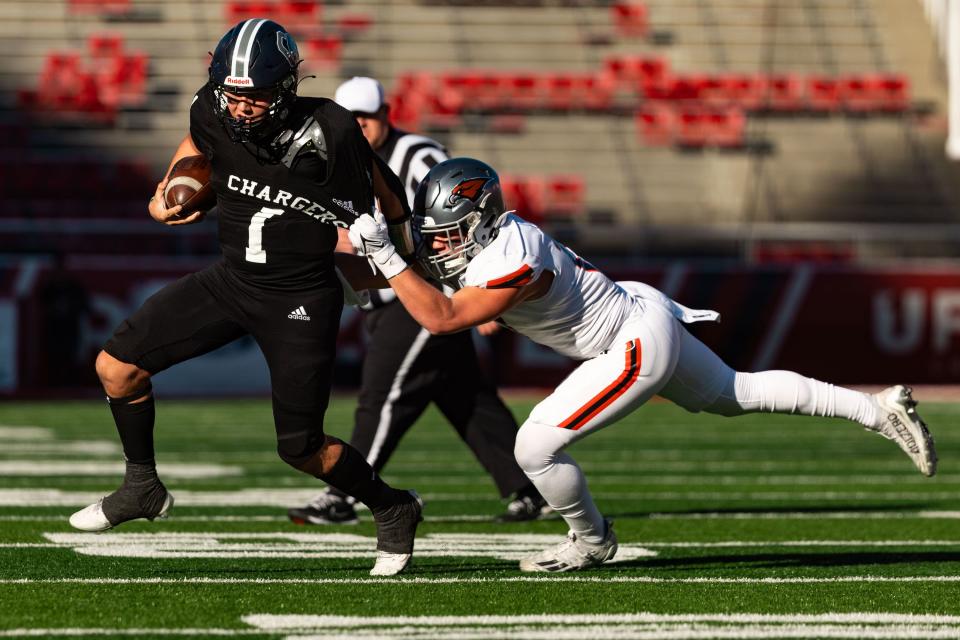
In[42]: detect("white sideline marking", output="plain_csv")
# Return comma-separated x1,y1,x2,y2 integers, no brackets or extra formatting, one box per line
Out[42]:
0,426,52,440
256,612,960,640
21,534,960,557
0,441,120,456
38,532,657,563
0,462,241,478
0,489,955,507
4,576,960,585
241,611,960,640
11,613,960,639
0,515,291,523
0,629,254,637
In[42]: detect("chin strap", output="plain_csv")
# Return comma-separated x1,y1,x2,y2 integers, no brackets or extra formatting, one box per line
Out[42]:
387,212,417,258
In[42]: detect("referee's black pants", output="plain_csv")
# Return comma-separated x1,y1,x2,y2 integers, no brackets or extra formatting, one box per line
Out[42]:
347,300,529,498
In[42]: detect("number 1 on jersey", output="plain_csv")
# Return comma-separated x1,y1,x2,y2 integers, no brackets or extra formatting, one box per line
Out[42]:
245,207,285,263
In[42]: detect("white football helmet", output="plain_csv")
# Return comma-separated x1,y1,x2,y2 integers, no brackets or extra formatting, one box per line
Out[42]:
413,157,506,283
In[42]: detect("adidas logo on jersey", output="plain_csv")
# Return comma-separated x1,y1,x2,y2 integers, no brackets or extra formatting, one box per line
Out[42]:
332,198,356,214
288,306,311,321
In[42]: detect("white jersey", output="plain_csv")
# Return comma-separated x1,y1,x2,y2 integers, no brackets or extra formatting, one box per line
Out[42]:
459,214,637,360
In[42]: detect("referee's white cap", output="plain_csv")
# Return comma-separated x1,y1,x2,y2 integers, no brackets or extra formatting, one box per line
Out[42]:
334,76,385,114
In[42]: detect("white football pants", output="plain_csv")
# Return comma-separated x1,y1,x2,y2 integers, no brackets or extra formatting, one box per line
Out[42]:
514,299,881,544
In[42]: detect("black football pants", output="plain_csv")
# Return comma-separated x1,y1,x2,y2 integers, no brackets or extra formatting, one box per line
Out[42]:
103,260,342,466
349,300,528,498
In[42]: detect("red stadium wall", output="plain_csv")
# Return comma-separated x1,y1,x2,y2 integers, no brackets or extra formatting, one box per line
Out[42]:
3,259,960,395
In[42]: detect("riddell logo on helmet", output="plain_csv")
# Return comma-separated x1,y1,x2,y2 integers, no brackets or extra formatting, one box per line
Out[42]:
225,76,253,86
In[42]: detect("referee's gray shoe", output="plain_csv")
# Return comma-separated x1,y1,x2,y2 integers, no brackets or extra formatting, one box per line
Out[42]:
870,385,937,477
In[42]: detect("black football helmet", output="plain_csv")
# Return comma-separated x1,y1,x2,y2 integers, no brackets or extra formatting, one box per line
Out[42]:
208,18,300,143
413,158,507,283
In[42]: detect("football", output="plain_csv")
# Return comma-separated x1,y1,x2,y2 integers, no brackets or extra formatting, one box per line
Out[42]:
163,154,216,215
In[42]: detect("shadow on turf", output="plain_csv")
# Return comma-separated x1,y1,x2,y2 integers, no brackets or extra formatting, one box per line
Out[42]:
611,550,960,572
605,502,937,520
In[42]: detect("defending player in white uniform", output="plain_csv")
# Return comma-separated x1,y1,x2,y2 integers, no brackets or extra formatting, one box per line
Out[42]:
341,157,938,573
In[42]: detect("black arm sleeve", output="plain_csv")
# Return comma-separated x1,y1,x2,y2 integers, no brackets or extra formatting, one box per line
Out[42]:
189,83,218,158
373,153,412,218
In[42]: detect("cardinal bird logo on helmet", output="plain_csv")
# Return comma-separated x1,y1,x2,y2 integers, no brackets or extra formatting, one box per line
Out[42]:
449,178,488,204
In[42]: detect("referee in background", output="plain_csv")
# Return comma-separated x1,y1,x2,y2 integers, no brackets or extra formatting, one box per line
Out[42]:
288,77,548,525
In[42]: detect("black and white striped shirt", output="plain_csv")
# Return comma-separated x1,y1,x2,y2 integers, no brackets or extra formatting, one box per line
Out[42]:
366,127,449,308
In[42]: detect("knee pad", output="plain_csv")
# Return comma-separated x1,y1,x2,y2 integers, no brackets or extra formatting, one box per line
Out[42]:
272,397,326,468
514,420,564,476
276,428,325,468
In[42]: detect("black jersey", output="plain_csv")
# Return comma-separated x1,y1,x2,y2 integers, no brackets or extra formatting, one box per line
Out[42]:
190,83,375,290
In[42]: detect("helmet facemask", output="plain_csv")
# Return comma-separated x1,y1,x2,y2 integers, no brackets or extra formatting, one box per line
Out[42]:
418,189,503,284
213,74,297,144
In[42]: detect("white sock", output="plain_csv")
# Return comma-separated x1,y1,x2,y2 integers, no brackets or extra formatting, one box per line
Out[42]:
706,370,879,427
528,452,607,544
515,423,606,544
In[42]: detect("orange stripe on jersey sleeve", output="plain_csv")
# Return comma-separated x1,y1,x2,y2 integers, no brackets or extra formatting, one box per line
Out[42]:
558,339,642,431
486,264,535,289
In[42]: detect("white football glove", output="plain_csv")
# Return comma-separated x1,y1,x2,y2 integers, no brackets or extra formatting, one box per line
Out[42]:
348,213,409,280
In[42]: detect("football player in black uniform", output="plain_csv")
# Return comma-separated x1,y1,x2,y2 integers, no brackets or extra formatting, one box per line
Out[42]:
69,19,422,576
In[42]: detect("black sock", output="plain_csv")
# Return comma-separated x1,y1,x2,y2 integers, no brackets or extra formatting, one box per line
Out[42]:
101,461,168,524
320,444,407,512
107,389,156,464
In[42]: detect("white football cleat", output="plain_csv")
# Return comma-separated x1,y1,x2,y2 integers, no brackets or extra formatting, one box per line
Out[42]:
520,520,618,572
369,551,413,576
870,385,937,477
69,492,174,532
369,491,423,576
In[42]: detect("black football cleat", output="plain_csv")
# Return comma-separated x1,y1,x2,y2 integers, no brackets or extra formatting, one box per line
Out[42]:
288,488,359,525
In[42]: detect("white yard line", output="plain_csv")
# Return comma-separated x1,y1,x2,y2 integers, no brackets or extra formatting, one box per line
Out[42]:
0,441,120,456
9,537,960,552
0,462,241,478
3,576,960,585
0,426,52,440
14,613,960,640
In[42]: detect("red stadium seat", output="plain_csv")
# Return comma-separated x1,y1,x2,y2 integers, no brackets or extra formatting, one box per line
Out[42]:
277,0,321,31
226,1,275,23
806,75,841,112
765,73,803,112
338,13,373,36
304,35,342,68
644,75,704,104
873,73,910,113
544,73,578,111
602,55,669,94
611,1,649,38
453,72,507,111
88,34,124,60
635,105,675,147
838,75,876,113
675,109,708,147
706,109,746,148
711,74,766,111
545,175,585,217
501,176,546,225
505,73,543,111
